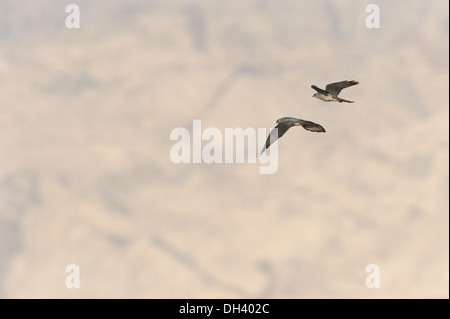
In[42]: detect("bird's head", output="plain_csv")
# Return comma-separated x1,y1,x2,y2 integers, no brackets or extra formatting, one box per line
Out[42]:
312,93,318,98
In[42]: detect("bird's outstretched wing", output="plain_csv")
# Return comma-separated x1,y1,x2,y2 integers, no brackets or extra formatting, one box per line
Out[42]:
260,122,292,154
311,85,328,95
260,119,325,154
296,119,326,132
325,80,358,96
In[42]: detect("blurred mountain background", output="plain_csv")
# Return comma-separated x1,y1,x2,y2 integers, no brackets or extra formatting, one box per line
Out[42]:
0,0,448,298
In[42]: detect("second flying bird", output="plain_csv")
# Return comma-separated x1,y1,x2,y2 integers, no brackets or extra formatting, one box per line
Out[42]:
260,117,325,155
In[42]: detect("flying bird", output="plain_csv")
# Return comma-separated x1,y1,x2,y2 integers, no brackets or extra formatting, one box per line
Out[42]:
260,117,325,155
311,80,359,103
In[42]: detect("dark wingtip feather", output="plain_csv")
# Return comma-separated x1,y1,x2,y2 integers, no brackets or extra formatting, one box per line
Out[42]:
303,124,326,133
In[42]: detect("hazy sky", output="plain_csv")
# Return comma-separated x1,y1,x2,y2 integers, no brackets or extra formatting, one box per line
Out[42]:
0,0,448,298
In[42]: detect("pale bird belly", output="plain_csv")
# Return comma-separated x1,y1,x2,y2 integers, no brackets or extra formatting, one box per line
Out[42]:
317,93,335,101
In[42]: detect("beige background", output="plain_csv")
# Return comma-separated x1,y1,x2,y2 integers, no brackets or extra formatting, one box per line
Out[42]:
0,0,448,298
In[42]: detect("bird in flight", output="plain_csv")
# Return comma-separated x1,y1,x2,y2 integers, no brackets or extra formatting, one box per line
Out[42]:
260,117,325,155
311,80,359,103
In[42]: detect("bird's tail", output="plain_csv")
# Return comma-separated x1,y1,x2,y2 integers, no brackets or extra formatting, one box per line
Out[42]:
336,97,354,103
